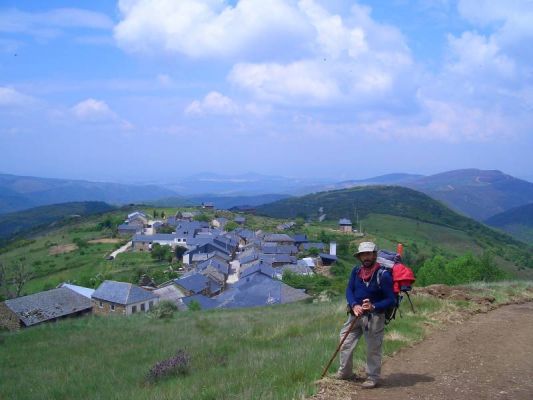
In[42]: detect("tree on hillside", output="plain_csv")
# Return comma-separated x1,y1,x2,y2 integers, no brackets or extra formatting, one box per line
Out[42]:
416,255,448,286
175,245,187,259
224,221,238,232
13,262,32,297
0,262,7,300
194,213,211,222
157,225,175,234
151,243,173,263
153,209,158,218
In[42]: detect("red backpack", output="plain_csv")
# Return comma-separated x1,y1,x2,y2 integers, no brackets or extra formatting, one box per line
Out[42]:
377,246,416,324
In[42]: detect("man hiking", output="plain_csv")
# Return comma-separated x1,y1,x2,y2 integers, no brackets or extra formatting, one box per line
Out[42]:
335,241,396,388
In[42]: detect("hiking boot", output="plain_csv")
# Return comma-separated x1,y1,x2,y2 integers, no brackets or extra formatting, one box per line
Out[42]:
334,372,358,381
361,379,378,389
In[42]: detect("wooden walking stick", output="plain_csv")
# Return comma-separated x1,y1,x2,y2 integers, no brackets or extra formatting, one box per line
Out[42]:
320,315,360,378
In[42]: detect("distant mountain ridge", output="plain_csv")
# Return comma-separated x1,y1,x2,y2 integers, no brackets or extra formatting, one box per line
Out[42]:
164,172,329,196
0,173,178,214
405,169,533,221
152,193,291,209
2,169,531,221
485,203,533,243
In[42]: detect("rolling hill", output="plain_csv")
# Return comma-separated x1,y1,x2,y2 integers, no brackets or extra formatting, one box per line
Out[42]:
405,169,533,221
0,202,116,243
0,173,178,214
256,185,512,241
256,185,533,275
485,203,533,244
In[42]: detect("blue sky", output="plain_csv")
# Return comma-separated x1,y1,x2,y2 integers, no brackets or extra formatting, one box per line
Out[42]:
1,0,532,183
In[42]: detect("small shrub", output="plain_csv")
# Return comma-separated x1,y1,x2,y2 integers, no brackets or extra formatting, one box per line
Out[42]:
188,299,202,311
146,349,190,383
150,300,178,319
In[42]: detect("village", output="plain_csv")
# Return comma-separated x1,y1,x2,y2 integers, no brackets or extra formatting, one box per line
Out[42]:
0,207,357,331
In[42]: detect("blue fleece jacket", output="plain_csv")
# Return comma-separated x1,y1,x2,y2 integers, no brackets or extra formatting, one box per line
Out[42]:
345,264,396,313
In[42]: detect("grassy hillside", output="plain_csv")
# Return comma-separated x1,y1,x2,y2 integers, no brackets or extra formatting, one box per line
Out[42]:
256,185,523,246
256,186,533,274
406,169,533,221
0,201,116,244
0,207,292,297
1,282,532,400
485,203,533,244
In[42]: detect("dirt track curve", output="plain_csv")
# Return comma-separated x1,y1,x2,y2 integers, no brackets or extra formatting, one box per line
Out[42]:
313,302,533,400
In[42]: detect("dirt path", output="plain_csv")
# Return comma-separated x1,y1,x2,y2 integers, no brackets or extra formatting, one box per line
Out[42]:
313,302,533,400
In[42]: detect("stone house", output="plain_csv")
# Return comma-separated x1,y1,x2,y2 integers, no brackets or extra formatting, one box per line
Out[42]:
127,211,148,226
339,218,353,233
0,287,92,331
92,280,159,316
263,233,296,245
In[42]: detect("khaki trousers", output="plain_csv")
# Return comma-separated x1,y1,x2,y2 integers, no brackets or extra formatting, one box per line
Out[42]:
337,313,385,382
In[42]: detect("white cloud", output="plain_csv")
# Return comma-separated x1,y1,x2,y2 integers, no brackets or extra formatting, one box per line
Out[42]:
358,96,512,142
114,0,310,59
71,98,133,129
185,92,239,116
225,1,413,105
229,61,340,104
0,8,113,38
0,87,34,107
72,98,115,119
446,32,516,79
458,0,533,43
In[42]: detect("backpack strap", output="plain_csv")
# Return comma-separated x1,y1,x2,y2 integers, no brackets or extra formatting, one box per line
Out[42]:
376,266,389,288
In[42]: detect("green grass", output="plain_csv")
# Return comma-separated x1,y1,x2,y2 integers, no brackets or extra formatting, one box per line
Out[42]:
2,282,532,400
363,213,483,256
0,210,176,295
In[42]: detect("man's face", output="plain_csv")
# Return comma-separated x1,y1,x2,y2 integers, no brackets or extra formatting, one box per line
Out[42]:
358,251,377,268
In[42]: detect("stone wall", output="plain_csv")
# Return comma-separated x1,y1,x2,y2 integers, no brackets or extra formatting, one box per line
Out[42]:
0,302,21,331
92,299,126,316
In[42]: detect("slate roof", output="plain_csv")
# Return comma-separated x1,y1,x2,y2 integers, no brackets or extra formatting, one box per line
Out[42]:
214,273,310,309
240,263,277,279
263,233,295,243
182,294,219,310
261,244,298,254
118,223,143,231
128,211,147,220
234,228,255,240
92,281,157,305
5,287,92,327
260,253,297,264
292,234,308,243
174,274,209,294
132,234,180,243
197,257,230,276
319,253,338,261
339,218,352,225
153,284,186,303
277,222,296,230
175,273,222,295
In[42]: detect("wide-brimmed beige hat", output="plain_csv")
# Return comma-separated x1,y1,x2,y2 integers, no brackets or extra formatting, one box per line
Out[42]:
354,241,377,256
